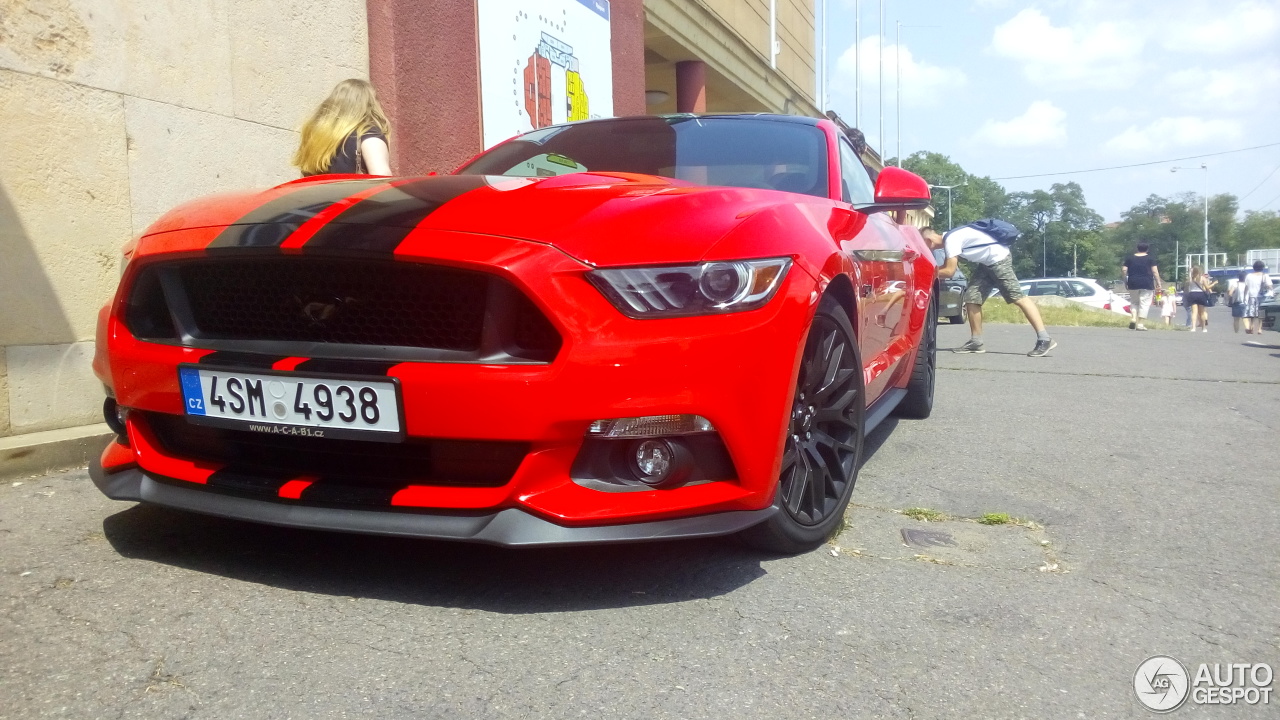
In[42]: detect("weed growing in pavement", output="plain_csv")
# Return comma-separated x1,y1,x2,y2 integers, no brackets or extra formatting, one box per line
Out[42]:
902,507,947,522
977,512,1012,525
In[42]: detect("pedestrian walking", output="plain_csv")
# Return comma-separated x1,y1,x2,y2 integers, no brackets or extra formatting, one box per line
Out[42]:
1122,242,1161,331
293,79,392,177
923,223,1056,357
1241,260,1275,334
1160,285,1176,326
1228,271,1248,333
1183,266,1212,332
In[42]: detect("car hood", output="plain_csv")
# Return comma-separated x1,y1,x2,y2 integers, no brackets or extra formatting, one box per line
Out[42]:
141,173,814,267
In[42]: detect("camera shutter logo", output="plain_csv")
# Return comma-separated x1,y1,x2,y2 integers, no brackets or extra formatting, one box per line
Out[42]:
1135,656,1190,712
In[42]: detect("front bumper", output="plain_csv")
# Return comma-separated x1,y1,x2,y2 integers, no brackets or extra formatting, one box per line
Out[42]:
98,228,821,528
90,459,778,547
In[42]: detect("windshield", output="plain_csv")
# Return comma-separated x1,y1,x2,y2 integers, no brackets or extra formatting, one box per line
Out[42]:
458,116,830,199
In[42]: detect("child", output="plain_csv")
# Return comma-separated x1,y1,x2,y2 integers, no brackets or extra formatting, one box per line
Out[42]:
1160,285,1176,326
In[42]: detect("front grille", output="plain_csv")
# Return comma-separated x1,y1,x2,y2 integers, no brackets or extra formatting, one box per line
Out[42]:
125,257,561,362
182,259,488,349
146,412,527,488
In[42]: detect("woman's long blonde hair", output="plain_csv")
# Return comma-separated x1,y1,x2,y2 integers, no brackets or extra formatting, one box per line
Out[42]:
293,79,390,175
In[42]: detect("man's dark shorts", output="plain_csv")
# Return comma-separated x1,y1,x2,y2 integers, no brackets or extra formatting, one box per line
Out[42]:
962,257,1025,305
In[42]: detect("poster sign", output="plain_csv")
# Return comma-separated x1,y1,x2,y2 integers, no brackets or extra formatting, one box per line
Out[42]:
478,0,614,149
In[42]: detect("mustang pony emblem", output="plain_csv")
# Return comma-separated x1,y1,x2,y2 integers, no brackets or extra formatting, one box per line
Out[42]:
293,295,352,327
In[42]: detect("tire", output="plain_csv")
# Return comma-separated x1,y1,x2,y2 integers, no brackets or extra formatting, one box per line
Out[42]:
894,297,937,419
948,311,965,324
738,296,865,554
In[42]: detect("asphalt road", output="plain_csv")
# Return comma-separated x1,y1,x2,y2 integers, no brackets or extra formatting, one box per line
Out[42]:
2,308,1277,719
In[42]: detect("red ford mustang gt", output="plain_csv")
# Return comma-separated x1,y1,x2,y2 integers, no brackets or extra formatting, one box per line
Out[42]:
90,114,937,553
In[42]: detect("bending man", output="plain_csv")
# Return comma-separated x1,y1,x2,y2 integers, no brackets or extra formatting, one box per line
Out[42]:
923,225,1056,357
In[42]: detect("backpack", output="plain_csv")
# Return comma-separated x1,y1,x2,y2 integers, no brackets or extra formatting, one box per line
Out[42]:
962,218,1021,247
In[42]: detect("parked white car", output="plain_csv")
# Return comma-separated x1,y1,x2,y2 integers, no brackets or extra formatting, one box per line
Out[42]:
1016,277,1132,315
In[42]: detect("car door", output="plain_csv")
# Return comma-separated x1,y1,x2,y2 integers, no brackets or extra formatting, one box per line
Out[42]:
836,139,910,401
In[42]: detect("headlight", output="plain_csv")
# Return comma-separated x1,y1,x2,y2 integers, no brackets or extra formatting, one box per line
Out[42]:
587,257,791,318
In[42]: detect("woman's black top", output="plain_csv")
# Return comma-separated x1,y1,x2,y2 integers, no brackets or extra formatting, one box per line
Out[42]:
1124,253,1155,290
304,128,386,176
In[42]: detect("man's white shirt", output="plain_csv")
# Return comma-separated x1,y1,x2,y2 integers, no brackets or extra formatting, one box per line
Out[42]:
943,226,1011,266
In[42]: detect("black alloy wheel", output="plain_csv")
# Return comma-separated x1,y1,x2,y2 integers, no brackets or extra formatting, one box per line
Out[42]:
739,296,865,553
895,297,936,419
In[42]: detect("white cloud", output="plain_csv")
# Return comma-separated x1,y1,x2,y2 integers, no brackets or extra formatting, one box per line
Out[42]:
1162,62,1280,113
1157,1,1280,55
834,35,966,107
989,8,1145,89
1090,106,1144,124
971,101,1068,147
1104,117,1244,154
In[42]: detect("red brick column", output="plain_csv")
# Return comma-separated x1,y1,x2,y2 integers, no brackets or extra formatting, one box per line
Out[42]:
367,0,481,175
676,60,707,113
367,0,647,174
610,0,646,117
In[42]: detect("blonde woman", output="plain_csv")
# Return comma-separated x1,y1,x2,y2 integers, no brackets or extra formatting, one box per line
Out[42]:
1183,266,1212,332
293,79,392,176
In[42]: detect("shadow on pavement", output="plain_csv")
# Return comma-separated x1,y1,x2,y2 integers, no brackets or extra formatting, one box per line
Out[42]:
100,409,907,612
103,505,769,612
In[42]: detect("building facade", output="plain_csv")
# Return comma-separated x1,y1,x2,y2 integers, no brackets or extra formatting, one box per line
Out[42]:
0,0,819,470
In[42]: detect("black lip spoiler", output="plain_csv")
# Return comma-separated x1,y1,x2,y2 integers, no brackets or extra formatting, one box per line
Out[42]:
89,460,777,548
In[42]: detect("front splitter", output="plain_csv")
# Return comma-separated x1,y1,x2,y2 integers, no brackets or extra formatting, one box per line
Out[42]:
89,460,777,547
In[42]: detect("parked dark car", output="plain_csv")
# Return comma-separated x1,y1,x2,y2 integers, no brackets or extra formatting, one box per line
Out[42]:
1263,297,1279,331
933,249,967,324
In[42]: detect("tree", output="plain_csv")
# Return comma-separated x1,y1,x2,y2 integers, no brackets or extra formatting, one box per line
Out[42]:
897,151,1007,231
1237,211,1280,259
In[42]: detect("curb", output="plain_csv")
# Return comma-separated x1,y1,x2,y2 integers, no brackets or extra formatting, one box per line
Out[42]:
0,423,114,481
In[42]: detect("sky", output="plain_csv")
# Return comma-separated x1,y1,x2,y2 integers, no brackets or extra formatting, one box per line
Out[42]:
817,0,1280,222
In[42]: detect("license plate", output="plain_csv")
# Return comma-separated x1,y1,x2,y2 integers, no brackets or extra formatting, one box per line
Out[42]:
178,365,403,442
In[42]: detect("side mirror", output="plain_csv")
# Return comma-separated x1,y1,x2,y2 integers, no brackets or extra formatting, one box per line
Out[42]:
857,167,932,214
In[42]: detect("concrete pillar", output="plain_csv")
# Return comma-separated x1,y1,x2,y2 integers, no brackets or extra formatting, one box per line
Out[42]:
676,60,707,113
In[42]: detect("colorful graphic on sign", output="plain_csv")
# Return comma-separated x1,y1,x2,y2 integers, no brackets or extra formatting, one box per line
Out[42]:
478,0,613,149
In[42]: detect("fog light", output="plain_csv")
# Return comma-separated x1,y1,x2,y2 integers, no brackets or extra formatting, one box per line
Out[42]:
633,440,673,483
628,438,694,487
588,415,714,438
103,396,129,443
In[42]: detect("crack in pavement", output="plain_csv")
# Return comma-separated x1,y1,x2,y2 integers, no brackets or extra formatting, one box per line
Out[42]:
1089,578,1278,652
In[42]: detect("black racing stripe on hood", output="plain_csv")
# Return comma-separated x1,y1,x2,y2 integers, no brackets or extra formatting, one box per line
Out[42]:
197,352,288,368
208,178,391,250
302,175,493,254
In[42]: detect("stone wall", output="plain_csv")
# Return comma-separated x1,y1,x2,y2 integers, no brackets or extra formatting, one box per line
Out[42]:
0,0,369,437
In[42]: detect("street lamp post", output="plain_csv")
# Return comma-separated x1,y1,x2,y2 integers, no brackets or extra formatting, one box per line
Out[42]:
894,22,938,166
1171,163,1209,270
928,181,966,229
1034,211,1050,277
855,0,861,128
879,0,884,158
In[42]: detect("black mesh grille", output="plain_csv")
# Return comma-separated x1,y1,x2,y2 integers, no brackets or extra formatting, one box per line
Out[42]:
512,294,561,357
180,258,488,350
125,268,178,340
146,412,526,487
123,257,562,362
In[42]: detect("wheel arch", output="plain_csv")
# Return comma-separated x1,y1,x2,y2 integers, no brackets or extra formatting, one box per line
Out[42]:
821,271,860,336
